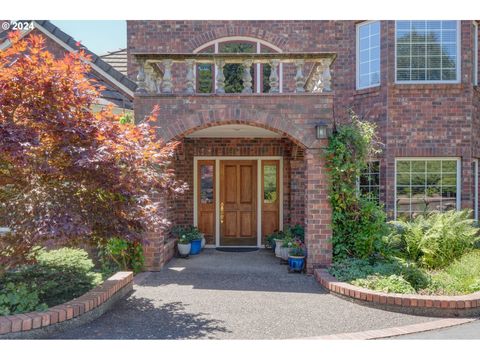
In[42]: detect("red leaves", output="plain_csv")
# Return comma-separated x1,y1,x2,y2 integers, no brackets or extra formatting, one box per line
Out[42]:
0,33,184,273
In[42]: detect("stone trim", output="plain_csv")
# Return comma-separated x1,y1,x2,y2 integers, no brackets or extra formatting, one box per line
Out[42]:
315,269,480,317
303,318,477,340
0,271,133,338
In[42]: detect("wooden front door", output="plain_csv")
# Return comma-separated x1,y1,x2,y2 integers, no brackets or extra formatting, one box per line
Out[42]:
220,160,257,246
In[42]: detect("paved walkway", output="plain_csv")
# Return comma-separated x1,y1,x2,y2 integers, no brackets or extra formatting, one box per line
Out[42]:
49,249,441,339
392,320,480,339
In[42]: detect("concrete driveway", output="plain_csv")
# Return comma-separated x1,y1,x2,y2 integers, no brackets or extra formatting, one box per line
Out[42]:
49,249,440,339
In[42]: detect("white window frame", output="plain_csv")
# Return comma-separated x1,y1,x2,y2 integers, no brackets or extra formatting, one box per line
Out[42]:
473,21,478,86
356,20,381,90
474,159,479,222
193,36,283,93
356,160,381,201
394,20,461,84
394,157,461,219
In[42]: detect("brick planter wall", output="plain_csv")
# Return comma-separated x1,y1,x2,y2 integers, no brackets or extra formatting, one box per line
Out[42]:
0,271,133,339
315,269,480,318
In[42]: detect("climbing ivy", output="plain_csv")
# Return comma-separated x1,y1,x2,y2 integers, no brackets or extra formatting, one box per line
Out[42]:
324,111,388,260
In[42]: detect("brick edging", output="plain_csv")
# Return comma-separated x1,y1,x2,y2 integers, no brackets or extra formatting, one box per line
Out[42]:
0,271,133,338
315,269,480,318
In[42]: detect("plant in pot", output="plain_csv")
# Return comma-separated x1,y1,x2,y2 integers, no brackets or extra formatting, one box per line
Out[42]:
273,231,285,258
185,226,203,255
288,239,305,272
172,226,191,257
279,229,294,262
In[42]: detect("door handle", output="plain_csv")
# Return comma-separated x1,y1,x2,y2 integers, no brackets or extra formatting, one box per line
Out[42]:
220,202,224,224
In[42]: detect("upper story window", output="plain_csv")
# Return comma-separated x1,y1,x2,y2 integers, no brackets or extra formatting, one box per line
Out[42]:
195,38,280,94
396,21,460,83
356,21,381,90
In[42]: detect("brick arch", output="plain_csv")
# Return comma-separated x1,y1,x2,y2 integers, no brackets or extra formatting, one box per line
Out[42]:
163,110,309,149
187,26,288,52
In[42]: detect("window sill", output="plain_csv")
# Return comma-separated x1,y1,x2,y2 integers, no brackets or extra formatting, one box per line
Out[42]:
354,86,381,96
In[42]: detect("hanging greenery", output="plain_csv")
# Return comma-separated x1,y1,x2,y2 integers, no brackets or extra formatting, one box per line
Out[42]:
324,110,388,260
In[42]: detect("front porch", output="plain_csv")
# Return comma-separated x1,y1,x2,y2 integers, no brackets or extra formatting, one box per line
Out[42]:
133,52,336,272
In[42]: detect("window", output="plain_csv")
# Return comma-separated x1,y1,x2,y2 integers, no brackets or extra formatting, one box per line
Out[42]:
395,159,460,220
474,21,478,86
359,161,380,202
357,21,381,89
396,21,460,83
263,164,278,203
194,38,281,93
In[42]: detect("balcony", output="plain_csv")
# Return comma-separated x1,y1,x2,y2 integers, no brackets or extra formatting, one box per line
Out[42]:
132,52,336,95
132,53,336,148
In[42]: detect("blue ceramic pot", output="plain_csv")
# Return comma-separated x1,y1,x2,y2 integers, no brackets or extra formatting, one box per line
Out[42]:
288,256,305,271
190,238,202,255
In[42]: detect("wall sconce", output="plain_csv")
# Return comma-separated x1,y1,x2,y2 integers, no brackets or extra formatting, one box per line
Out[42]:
315,121,329,139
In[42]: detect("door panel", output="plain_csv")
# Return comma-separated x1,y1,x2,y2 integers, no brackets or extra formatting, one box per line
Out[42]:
220,160,257,246
262,160,280,244
197,160,215,243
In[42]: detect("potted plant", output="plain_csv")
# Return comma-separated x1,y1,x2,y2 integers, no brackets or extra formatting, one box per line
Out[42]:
279,229,294,261
177,234,191,257
185,226,203,255
288,239,305,272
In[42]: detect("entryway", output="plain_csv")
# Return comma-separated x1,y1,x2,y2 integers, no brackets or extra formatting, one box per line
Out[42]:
194,157,282,248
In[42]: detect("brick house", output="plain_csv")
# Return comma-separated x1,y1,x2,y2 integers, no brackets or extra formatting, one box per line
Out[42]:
126,20,479,272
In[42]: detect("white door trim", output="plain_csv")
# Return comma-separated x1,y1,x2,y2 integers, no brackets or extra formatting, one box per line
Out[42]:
194,156,283,247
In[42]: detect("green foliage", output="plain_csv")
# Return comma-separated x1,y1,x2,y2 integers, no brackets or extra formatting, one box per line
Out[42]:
329,250,480,295
386,210,479,269
172,226,203,243
98,237,145,275
0,282,47,316
118,113,134,124
2,248,102,309
288,239,305,257
324,111,387,259
353,274,416,294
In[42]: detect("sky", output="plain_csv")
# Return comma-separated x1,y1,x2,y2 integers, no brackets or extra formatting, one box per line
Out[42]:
51,21,126,55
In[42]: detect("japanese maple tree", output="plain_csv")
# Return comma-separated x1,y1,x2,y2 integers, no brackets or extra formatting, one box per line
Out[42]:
0,32,184,275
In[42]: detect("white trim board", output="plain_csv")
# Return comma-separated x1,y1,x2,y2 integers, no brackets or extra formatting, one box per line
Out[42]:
194,156,283,248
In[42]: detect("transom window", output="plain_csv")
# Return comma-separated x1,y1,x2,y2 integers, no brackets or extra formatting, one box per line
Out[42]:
395,159,460,220
359,161,380,203
195,39,280,94
396,21,459,83
356,21,381,89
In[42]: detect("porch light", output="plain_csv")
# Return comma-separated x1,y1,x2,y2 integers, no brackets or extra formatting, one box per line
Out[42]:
315,121,329,139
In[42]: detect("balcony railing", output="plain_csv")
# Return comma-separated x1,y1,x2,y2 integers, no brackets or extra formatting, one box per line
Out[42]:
132,52,336,95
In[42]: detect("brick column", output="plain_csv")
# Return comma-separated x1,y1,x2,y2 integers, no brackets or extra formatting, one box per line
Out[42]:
304,147,332,273
143,195,168,271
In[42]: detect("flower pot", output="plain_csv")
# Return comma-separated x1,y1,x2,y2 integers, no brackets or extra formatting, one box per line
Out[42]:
201,234,205,249
288,255,305,272
279,246,290,261
190,238,202,255
274,239,283,257
271,239,276,252
177,242,191,257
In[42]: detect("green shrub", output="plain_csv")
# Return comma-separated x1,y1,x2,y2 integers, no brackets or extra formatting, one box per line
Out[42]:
0,282,47,316
426,250,480,295
324,111,387,259
388,210,479,269
98,237,145,275
3,248,102,307
352,274,416,294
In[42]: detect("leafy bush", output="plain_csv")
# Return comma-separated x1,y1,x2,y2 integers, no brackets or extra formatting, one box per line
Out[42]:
329,250,480,295
172,226,203,243
98,237,145,275
352,275,416,294
2,248,102,308
0,282,47,316
387,210,479,269
324,111,387,259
